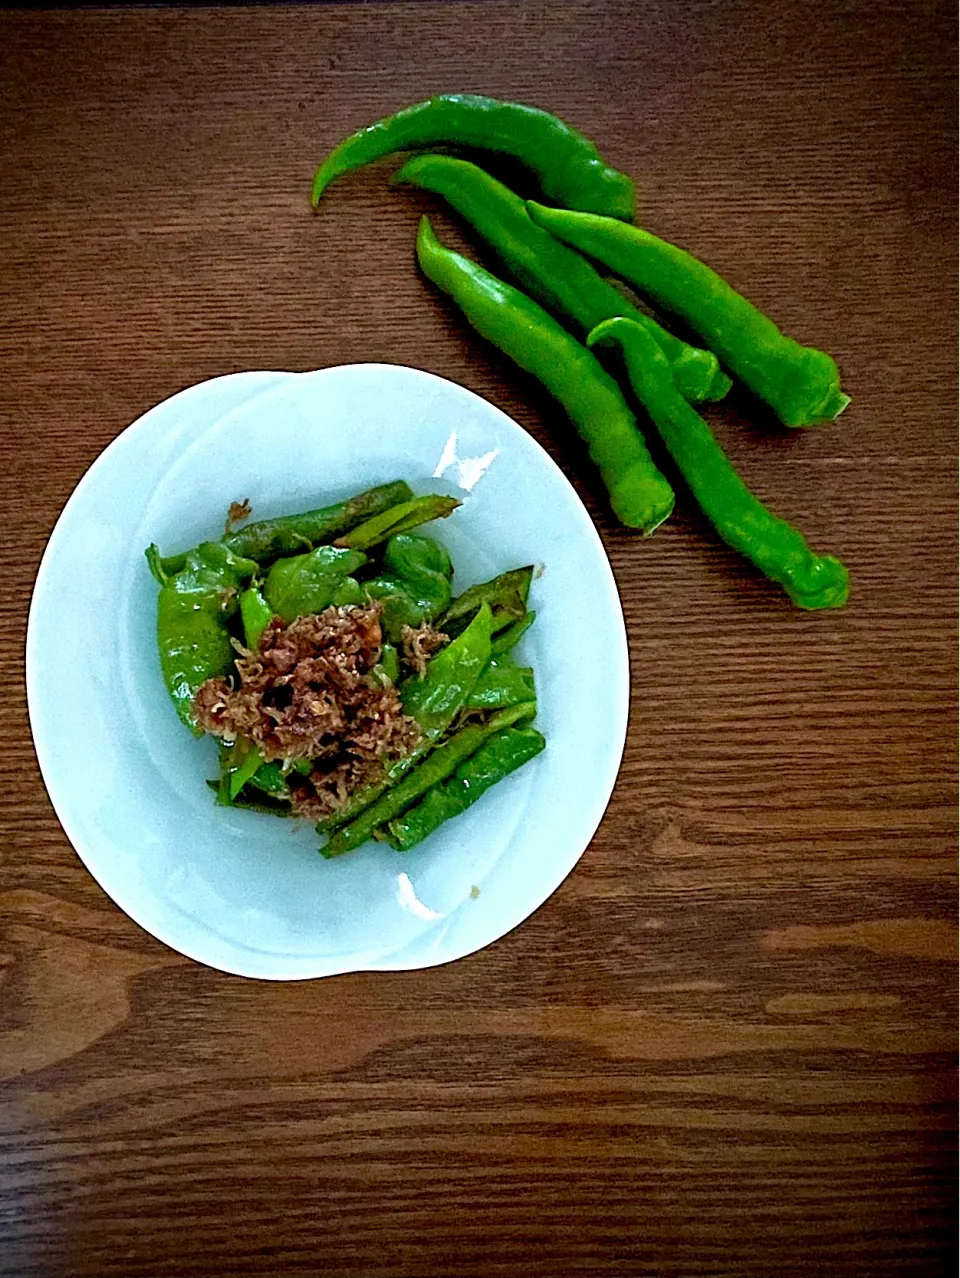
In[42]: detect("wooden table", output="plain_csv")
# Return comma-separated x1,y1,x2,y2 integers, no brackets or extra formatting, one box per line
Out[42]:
1,3,956,1275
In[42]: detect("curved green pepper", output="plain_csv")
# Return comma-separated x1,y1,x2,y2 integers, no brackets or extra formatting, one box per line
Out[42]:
153,481,413,580
465,657,536,711
393,155,730,405
441,565,533,637
311,94,636,220
588,317,849,609
262,546,367,623
156,542,258,730
528,202,849,428
416,216,674,533
385,725,546,851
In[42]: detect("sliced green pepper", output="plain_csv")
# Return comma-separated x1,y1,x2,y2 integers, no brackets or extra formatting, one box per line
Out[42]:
324,700,536,857
464,657,536,711
384,725,546,850
239,585,274,650
262,546,367,623
335,495,461,552
316,602,495,834
155,541,258,731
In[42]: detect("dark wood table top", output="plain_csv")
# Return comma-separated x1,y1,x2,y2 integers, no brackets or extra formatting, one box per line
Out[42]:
1,3,956,1275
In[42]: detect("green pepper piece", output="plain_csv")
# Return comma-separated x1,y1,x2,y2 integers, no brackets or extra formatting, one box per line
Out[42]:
528,202,849,429
335,495,461,552
248,760,290,797
588,317,850,609
490,610,536,655
441,565,533,637
155,541,258,731
331,576,365,607
316,602,495,834
377,643,400,685
324,700,536,857
312,94,636,220
208,779,293,817
464,657,536,711
262,546,367,623
417,216,675,533
364,533,454,642
157,480,413,577
239,586,274,650
394,155,730,404
384,725,546,851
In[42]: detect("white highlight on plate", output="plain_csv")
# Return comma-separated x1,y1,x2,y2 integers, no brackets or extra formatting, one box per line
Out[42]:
432,428,501,491
396,872,444,921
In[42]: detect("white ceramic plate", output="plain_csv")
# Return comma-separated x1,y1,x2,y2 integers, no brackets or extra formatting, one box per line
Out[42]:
27,364,629,979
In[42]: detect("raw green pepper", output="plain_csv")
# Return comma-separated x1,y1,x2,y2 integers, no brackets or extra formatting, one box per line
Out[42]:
384,725,546,850
393,155,730,404
316,603,496,834
528,203,849,428
588,317,850,609
324,700,536,857
155,541,258,730
416,216,674,533
311,93,636,220
154,480,413,579
262,546,367,623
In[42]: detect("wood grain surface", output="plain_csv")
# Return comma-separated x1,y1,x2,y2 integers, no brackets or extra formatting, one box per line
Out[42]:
1,3,956,1275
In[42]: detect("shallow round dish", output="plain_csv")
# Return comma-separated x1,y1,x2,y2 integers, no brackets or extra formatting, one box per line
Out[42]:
27,364,629,979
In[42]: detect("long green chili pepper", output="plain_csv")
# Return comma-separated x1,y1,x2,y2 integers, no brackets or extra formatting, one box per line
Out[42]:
311,93,636,220
153,480,413,579
384,725,546,851
441,565,533,638
416,216,675,533
262,545,367,623
334,494,461,551
323,700,536,857
155,541,258,730
528,203,849,428
588,317,850,609
316,602,495,834
394,155,730,404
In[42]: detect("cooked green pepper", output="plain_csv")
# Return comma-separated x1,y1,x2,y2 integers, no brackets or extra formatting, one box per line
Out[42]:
154,481,413,579
311,93,636,220
441,565,533,638
394,155,730,404
490,610,536,655
155,541,258,730
324,700,536,857
464,657,536,710
528,203,849,428
384,725,546,850
316,603,496,834
262,546,367,623
364,532,454,642
588,317,850,609
239,586,274,650
335,494,461,552
416,216,674,533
